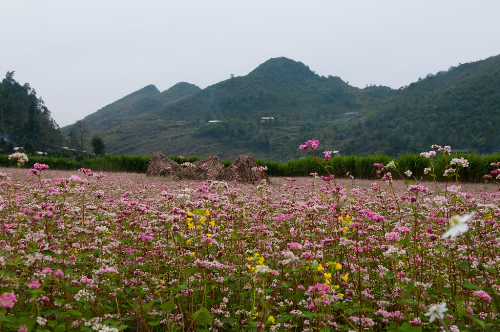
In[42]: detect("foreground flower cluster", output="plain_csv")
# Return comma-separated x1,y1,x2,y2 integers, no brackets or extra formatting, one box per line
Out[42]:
0,165,499,331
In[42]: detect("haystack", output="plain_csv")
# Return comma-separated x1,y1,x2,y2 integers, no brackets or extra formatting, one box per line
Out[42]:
216,155,270,184
176,155,225,180
145,153,180,177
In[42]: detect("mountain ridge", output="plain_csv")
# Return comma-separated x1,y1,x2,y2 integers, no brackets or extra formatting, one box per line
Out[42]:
64,55,500,160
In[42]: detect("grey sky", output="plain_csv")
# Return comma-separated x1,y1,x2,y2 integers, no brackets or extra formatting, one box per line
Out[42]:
2,0,500,127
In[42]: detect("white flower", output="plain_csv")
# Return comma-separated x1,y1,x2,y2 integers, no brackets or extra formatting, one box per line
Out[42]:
255,265,271,274
37,316,47,326
8,152,28,165
404,170,412,177
424,302,448,323
442,212,475,238
384,161,395,170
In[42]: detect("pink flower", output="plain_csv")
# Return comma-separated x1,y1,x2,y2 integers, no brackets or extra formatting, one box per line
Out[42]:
0,292,17,308
54,269,64,277
18,326,27,332
473,290,492,302
41,267,53,275
299,144,309,150
324,152,331,161
307,139,320,149
34,163,49,171
385,232,400,242
28,280,40,289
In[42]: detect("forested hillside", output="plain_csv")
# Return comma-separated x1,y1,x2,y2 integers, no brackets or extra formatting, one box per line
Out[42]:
65,54,500,160
0,72,62,149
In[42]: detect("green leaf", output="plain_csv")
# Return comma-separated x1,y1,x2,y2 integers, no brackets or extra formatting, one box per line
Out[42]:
182,267,200,275
0,315,15,323
134,301,155,313
148,321,161,326
160,298,176,311
461,281,481,290
164,246,177,252
41,250,59,257
459,260,471,269
175,233,184,244
192,307,212,325
67,310,83,316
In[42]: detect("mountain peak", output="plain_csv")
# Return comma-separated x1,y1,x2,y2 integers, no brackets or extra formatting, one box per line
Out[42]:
249,57,316,80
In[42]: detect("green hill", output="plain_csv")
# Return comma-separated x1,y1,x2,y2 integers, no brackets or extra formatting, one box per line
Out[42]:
0,72,62,148
65,55,500,160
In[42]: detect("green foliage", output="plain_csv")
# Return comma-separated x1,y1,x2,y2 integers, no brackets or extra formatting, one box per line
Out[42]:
58,55,500,161
1,152,499,182
0,71,63,145
196,119,257,140
90,135,106,156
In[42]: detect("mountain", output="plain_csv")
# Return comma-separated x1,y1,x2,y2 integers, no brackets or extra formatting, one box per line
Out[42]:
65,55,500,160
359,54,500,155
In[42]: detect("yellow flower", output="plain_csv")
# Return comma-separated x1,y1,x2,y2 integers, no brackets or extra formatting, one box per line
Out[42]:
324,273,332,279
187,222,194,230
186,239,192,245
337,293,344,298
343,226,348,234
333,285,340,289
196,225,203,230
200,218,205,224
206,234,212,238
268,316,275,324
418,245,422,250
247,257,253,261
246,264,252,269
346,214,350,219
341,273,349,282
187,212,193,217
209,220,215,227
338,216,343,221
160,279,166,285
191,252,195,257
258,257,264,265
205,209,210,216
317,264,325,272
187,217,193,223
335,262,342,270
325,279,331,285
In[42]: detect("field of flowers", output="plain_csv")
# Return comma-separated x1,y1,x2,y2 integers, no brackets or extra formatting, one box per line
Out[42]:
1,147,500,331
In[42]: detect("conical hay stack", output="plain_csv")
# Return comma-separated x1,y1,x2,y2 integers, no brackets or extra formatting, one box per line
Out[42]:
176,155,225,180
146,152,180,177
216,155,270,184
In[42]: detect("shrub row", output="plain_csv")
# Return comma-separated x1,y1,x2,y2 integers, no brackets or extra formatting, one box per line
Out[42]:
1,153,499,182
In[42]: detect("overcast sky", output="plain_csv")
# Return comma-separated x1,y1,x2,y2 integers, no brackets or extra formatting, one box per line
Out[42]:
2,1,500,127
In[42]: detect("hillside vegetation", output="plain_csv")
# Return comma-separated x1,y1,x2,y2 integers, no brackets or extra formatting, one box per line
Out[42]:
0,72,62,148
63,54,500,161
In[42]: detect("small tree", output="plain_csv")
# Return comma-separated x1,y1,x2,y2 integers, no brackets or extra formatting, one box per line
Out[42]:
70,120,90,154
90,135,105,156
